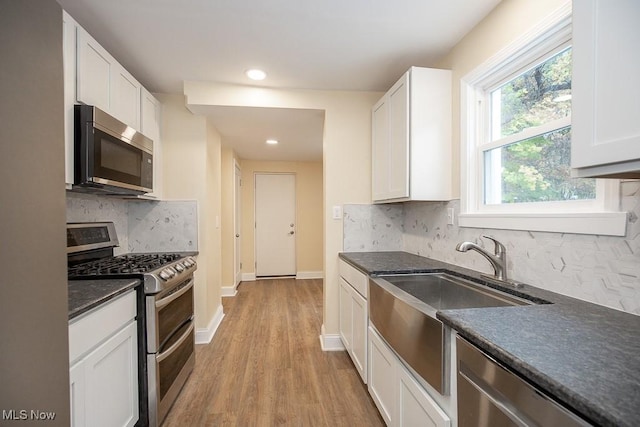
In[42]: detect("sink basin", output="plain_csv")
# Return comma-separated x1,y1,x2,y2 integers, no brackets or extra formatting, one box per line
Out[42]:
382,273,532,311
368,273,535,396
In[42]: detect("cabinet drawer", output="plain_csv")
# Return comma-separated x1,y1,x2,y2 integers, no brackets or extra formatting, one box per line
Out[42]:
69,290,137,363
338,259,368,298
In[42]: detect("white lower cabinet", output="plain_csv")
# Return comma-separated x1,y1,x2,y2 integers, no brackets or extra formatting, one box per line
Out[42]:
369,326,451,427
69,290,138,427
398,362,450,427
368,325,396,425
338,259,368,383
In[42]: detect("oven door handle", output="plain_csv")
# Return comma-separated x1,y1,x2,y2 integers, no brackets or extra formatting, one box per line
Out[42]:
156,277,194,309
157,321,194,363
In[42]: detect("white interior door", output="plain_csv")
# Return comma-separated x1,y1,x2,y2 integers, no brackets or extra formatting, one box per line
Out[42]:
234,163,242,286
255,173,296,277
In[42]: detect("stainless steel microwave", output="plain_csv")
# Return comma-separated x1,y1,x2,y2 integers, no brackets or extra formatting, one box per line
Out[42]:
74,105,153,195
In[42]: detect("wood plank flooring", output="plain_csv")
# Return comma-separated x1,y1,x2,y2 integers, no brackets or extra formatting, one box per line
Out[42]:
162,278,385,426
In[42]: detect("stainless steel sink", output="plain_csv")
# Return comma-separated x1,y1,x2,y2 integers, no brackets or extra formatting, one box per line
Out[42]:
382,273,532,311
368,273,534,396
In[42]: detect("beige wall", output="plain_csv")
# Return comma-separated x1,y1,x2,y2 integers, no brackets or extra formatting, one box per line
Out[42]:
239,160,323,277
184,82,381,336
435,0,571,196
158,93,223,331
220,146,240,288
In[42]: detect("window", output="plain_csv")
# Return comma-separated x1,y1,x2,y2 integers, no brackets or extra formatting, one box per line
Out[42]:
459,6,626,236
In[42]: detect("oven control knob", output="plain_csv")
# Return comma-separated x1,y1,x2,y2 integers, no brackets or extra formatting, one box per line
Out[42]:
175,263,185,272
168,266,178,275
159,270,172,281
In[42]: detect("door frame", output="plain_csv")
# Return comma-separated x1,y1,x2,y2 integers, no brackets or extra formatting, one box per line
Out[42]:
254,172,297,277
233,161,242,287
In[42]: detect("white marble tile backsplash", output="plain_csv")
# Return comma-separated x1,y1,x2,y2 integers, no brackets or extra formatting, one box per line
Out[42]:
66,192,129,255
343,180,640,315
128,201,197,252
66,192,198,254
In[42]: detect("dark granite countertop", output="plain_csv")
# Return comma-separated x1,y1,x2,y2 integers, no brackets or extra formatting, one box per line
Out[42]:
68,279,141,320
340,251,640,427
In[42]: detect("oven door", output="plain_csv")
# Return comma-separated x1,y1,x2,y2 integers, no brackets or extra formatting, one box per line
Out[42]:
147,276,195,426
148,320,195,426
147,277,194,354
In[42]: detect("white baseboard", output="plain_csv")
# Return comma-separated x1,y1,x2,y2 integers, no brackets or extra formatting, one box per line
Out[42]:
296,271,324,279
221,283,238,297
319,324,345,351
195,304,224,344
241,272,256,282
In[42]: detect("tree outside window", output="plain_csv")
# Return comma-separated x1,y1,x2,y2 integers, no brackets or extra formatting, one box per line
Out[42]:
483,47,596,205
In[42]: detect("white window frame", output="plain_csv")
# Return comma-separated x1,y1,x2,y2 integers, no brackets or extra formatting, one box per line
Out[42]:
459,3,626,236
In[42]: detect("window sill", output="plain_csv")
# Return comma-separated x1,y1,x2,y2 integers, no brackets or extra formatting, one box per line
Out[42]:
458,211,627,236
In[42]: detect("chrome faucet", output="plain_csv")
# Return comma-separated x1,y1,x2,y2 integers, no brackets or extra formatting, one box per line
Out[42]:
456,235,507,281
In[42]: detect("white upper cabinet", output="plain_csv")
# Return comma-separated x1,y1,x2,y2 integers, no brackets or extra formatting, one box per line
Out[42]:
571,0,640,178
76,28,112,113
111,68,141,131
77,27,141,130
141,88,163,198
372,67,452,203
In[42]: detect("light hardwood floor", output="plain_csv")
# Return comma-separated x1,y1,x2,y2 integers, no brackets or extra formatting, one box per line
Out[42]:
163,278,385,426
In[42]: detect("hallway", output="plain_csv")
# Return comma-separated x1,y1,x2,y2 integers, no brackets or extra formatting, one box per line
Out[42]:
163,278,384,426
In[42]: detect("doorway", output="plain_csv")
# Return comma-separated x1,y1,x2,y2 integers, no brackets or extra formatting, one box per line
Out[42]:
255,173,296,277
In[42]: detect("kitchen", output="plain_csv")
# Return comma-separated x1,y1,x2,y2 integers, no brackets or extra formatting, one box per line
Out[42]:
2,0,640,426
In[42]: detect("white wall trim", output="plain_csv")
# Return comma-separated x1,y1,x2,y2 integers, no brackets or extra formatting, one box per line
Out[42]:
241,272,256,282
319,324,345,351
195,304,225,344
458,211,627,237
221,283,238,297
296,270,324,280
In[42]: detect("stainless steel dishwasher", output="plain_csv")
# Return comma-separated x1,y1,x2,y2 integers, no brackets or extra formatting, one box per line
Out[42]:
456,337,592,427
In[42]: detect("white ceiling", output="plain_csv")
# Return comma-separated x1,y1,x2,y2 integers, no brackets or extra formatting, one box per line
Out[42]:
57,0,502,161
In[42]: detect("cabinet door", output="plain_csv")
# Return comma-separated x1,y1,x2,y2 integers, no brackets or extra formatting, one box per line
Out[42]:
84,321,138,427
76,28,112,112
368,326,395,426
62,11,78,187
141,89,162,198
69,361,85,427
398,363,450,427
351,289,367,383
572,0,640,176
387,73,410,199
339,278,353,351
372,97,390,201
112,67,141,130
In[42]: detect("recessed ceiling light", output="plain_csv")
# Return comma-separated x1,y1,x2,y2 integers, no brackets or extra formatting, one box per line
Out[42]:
266,139,278,145
246,69,267,81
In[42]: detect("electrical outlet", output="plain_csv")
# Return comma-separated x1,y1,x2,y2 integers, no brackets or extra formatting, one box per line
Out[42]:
447,208,455,225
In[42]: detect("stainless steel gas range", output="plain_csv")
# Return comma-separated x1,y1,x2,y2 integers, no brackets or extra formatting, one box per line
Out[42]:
67,222,196,427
